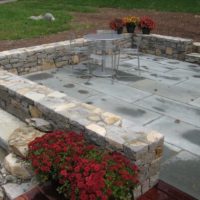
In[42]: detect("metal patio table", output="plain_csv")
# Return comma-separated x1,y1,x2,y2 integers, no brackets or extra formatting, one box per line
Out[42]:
84,33,123,77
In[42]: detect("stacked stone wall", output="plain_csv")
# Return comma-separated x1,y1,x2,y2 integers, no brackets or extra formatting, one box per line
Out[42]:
135,34,193,60
0,34,132,76
0,34,194,76
0,70,164,198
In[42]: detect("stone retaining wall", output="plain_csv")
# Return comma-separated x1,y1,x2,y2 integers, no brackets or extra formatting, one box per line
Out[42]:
0,34,132,76
136,34,193,60
0,39,86,75
0,70,164,198
0,34,194,77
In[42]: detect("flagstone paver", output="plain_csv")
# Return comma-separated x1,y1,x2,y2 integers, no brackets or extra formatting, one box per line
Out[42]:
0,109,25,150
160,151,200,199
135,95,200,127
24,53,200,199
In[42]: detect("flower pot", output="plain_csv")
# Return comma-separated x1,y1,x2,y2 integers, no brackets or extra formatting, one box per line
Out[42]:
142,27,151,34
126,24,136,33
117,27,123,34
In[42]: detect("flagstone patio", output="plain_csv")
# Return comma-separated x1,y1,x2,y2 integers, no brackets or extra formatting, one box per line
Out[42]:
24,50,200,199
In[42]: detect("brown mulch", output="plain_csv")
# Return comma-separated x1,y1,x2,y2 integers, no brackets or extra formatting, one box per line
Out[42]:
0,8,200,52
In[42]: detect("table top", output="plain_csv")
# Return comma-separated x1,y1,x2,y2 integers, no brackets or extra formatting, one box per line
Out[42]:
84,33,123,41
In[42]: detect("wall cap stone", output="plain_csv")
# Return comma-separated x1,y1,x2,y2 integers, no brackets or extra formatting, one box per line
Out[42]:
141,34,193,42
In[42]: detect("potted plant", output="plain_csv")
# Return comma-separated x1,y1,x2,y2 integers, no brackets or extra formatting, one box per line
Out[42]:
138,16,155,34
123,16,139,33
28,131,139,200
109,18,125,34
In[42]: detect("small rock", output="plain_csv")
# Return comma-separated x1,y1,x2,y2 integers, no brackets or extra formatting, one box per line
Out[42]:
29,105,43,118
0,187,4,200
30,176,39,185
0,174,4,184
17,179,22,184
4,153,33,180
0,167,8,176
86,124,106,137
25,118,53,132
70,55,80,64
88,114,101,122
5,174,18,183
101,112,122,126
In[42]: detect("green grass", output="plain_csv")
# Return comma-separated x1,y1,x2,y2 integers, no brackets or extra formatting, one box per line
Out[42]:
66,0,200,13
0,0,95,40
0,0,199,40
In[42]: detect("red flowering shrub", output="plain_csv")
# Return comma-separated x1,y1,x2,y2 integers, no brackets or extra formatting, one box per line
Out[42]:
138,16,155,30
109,18,125,30
28,131,139,200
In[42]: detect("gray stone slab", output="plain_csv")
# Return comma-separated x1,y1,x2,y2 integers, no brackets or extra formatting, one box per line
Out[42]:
158,59,200,72
145,116,200,156
122,58,174,73
190,97,200,108
0,109,25,150
129,68,186,85
31,76,99,101
160,151,200,199
114,71,145,84
24,72,54,81
117,56,194,86
176,78,200,92
166,68,200,80
162,142,181,163
136,95,200,127
3,181,37,200
21,53,200,199
83,94,161,125
139,54,167,62
129,79,200,103
52,65,93,84
80,77,151,103
25,65,91,85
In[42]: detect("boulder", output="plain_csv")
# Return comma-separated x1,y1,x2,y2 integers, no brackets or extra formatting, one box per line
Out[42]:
8,126,45,158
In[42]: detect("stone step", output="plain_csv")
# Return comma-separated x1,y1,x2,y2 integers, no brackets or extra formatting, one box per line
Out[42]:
0,108,25,151
185,53,200,64
193,42,200,53
3,181,38,200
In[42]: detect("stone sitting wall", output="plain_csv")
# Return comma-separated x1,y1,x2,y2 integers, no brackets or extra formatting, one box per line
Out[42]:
0,70,164,198
137,34,193,60
0,39,87,75
0,35,132,76
0,34,195,76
